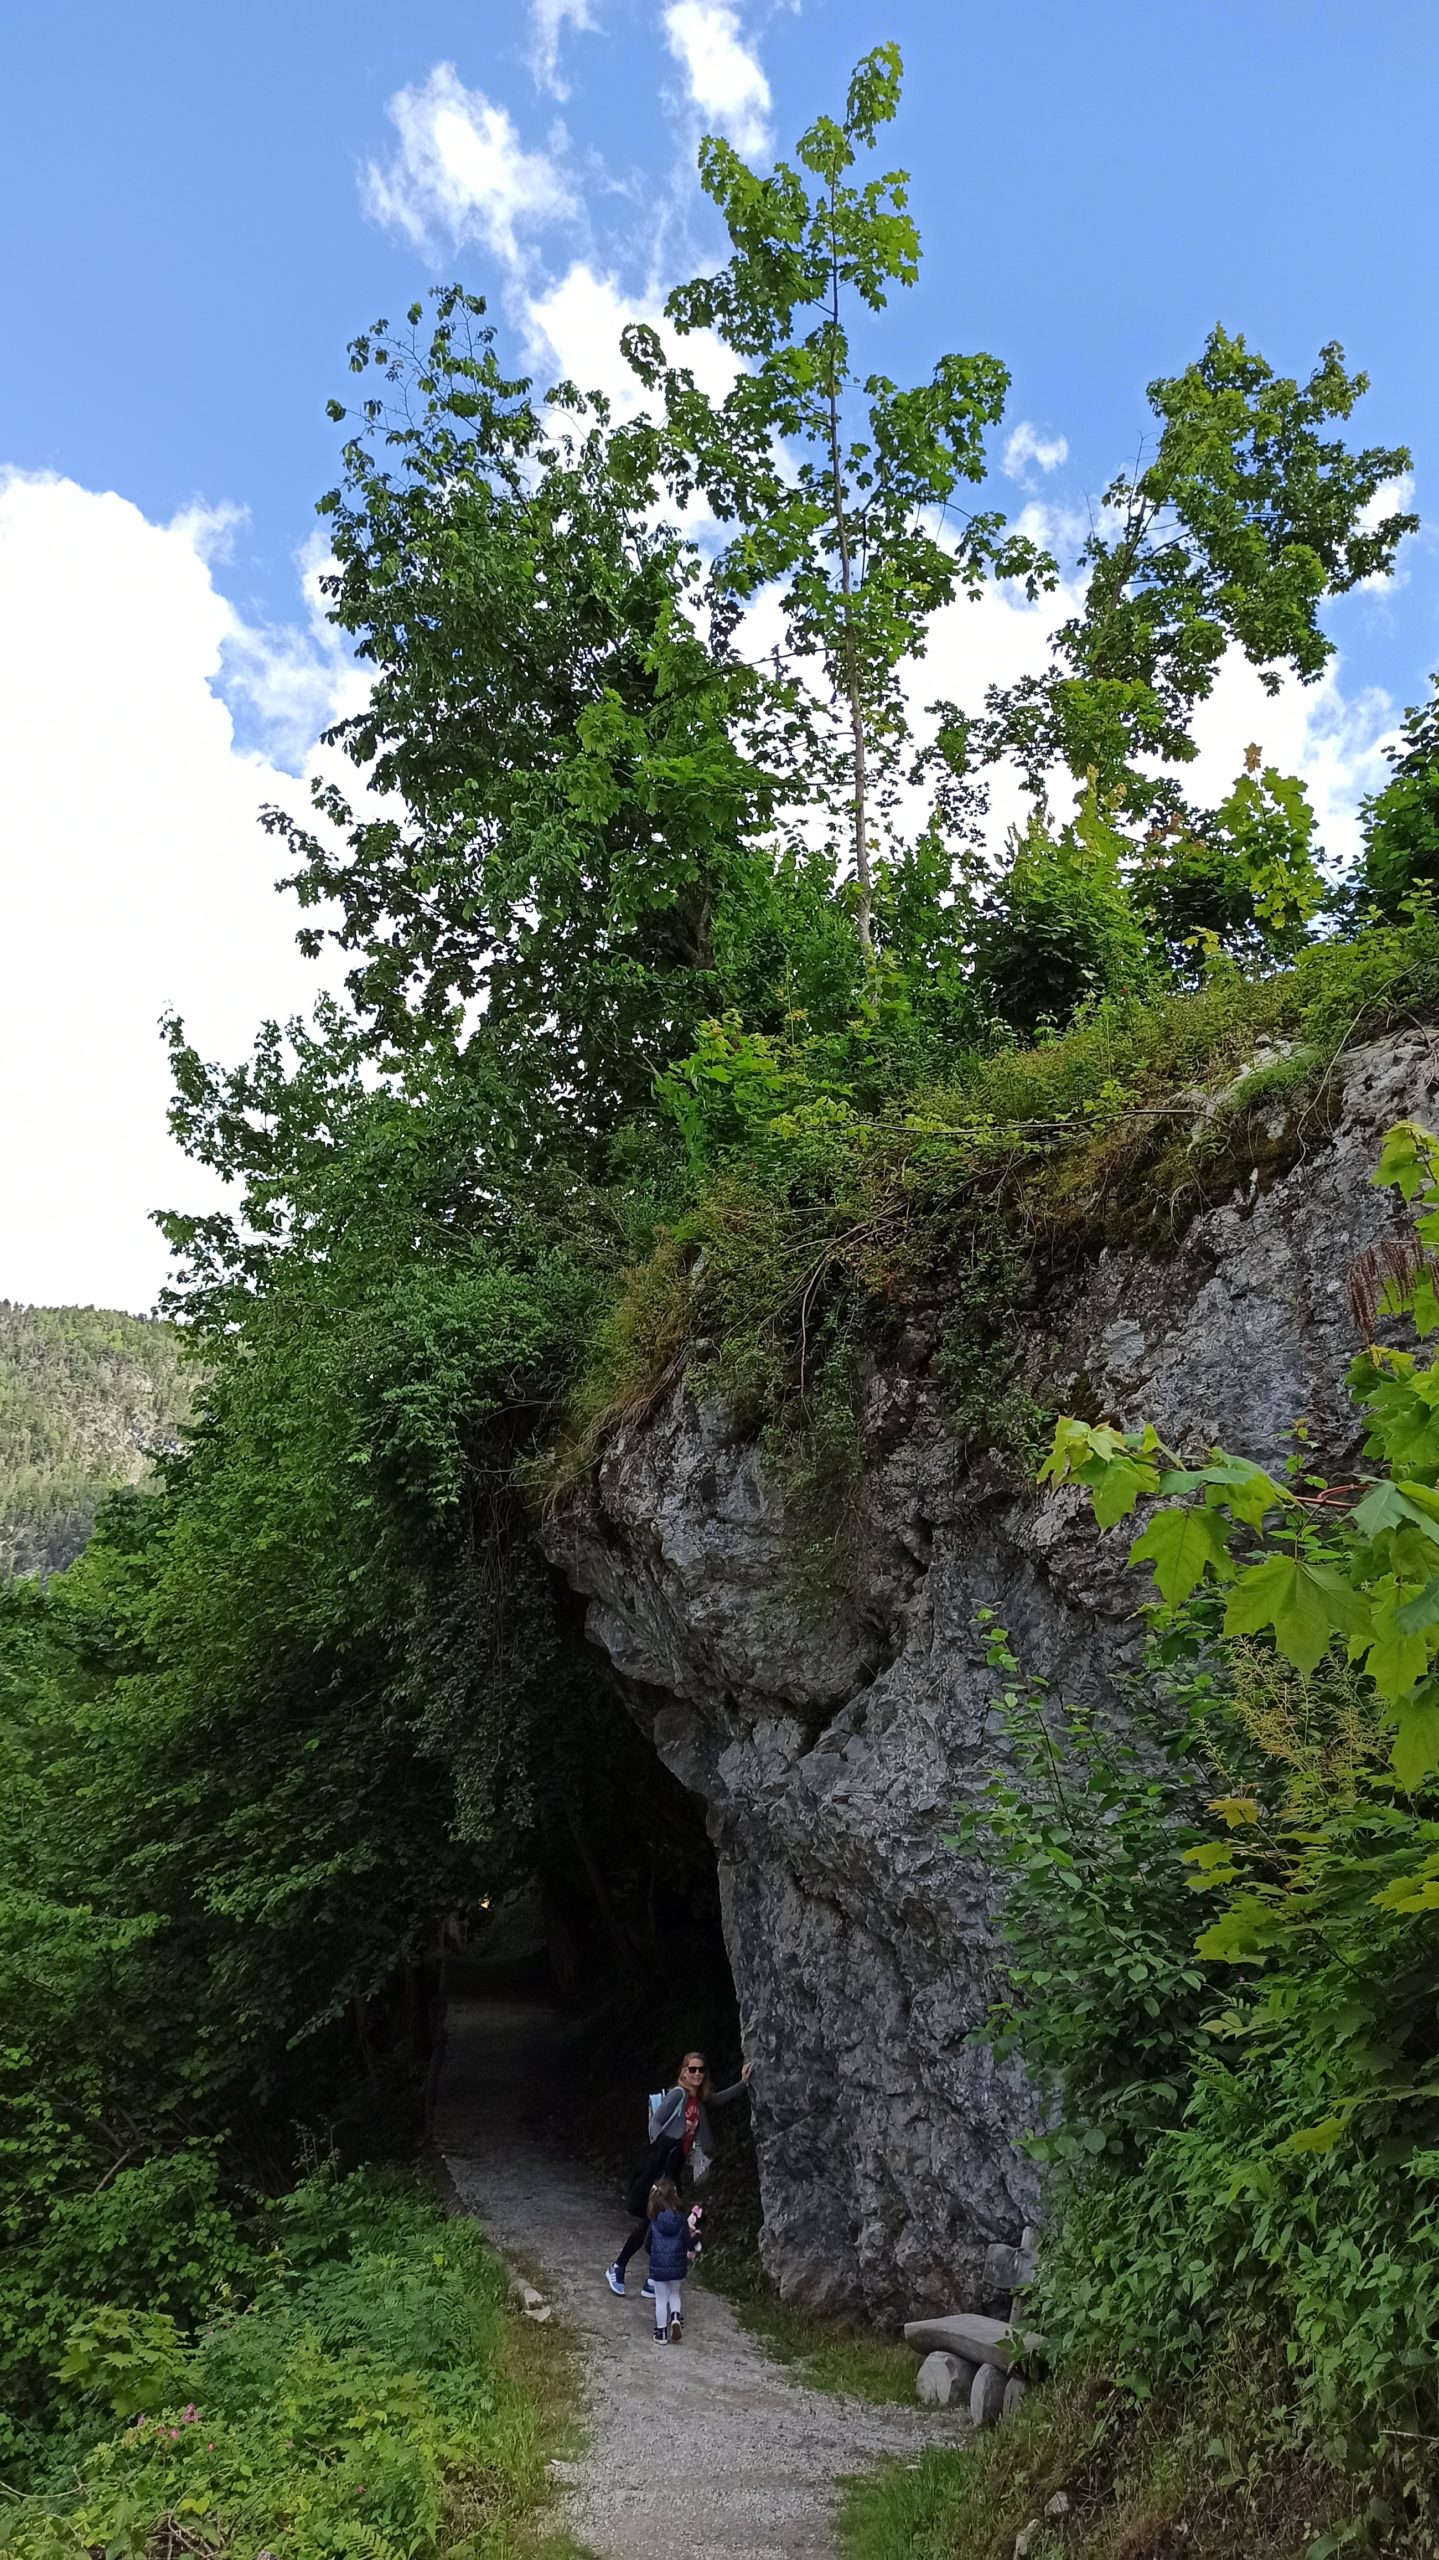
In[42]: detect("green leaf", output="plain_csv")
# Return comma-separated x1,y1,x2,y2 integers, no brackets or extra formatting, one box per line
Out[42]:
1129,1503,1235,1604
1350,1478,1439,1546
1284,2114,1348,2155
1157,1456,1286,1525
1222,1553,1363,1676
1373,1120,1439,1204
1392,1693,1439,1790
1393,1577,1439,1635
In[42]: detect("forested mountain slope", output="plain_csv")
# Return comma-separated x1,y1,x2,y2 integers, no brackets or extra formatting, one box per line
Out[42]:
0,1301,191,1574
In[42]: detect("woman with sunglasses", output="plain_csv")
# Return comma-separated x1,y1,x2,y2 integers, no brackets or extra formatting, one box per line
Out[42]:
604,2048,751,2297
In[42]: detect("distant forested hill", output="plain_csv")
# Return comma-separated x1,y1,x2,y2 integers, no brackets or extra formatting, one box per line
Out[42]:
0,1303,192,1575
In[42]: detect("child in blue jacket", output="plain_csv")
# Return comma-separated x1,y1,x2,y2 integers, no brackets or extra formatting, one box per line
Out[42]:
645,2178,691,2342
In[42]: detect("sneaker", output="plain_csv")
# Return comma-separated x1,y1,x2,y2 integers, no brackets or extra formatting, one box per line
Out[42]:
668,2312,683,2343
639,2277,655,2300
604,2263,625,2296
654,2326,666,2343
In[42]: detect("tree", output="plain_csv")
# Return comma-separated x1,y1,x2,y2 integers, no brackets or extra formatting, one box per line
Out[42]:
1132,749,1325,975
1361,672,1439,918
983,329,1415,818
270,291,775,1155
622,43,1050,964
973,794,1158,1037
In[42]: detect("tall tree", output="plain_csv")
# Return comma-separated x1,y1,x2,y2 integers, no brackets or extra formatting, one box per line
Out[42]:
622,43,1049,963
982,329,1415,817
269,291,774,1154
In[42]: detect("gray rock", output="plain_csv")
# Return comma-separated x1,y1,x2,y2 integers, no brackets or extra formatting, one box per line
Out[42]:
970,2360,1007,2428
984,2241,1037,2294
542,1033,1439,2313
903,2312,1040,2372
1013,2527,1042,2560
915,2349,977,2407
1003,2375,1028,2418
1045,2491,1071,2519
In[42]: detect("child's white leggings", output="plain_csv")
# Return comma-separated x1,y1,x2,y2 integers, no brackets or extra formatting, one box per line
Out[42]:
651,2279,683,2329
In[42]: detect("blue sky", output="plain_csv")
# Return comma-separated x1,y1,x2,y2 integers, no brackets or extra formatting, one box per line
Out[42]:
2,0,1437,1307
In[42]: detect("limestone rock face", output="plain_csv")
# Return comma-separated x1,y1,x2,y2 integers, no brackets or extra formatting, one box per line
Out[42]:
541,1035,1439,2316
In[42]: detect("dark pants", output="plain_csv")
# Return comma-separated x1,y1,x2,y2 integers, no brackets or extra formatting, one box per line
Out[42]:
616,2138,687,2272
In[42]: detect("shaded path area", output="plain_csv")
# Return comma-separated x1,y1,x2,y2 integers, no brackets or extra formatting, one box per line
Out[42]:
434,1987,963,2559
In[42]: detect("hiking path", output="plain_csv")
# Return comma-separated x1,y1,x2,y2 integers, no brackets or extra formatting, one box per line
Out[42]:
434,1987,963,2560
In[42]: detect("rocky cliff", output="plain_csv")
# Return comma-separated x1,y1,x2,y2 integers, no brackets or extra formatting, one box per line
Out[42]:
542,1033,1439,2318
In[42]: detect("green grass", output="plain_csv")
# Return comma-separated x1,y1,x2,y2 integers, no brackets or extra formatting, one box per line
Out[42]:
839,2444,992,2560
4,2164,574,2560
695,2224,918,2407
835,2361,1424,2560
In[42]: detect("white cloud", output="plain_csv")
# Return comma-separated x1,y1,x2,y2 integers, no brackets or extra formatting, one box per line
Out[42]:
219,532,366,773
1003,420,1069,483
1357,470,1417,592
662,2,771,156
900,565,1397,878
529,0,598,99
361,64,577,272
0,473,348,1313
525,257,739,415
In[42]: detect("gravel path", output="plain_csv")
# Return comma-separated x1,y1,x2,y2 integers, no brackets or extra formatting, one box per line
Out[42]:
434,1989,964,2559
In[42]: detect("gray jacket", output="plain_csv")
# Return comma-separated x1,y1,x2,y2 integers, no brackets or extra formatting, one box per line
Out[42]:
647,2077,746,2180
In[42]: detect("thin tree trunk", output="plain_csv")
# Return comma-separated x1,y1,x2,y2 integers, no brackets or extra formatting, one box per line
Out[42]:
825,186,873,965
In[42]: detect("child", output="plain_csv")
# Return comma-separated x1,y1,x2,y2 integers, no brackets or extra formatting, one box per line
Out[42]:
644,2177,690,2342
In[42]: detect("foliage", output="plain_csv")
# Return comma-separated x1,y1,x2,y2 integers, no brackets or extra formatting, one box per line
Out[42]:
981,330,1414,817
1040,1116,1439,1790
837,2366,1386,2560
1133,752,1325,975
941,1124,1439,2524
972,795,1159,1036
624,43,1049,961
1361,670,1439,918
4,2166,559,2560
271,293,779,1149
0,1304,191,1576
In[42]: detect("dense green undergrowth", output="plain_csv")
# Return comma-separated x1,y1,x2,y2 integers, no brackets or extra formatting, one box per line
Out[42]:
2,2167,568,2560
559,906,1439,1522
837,2365,1390,2560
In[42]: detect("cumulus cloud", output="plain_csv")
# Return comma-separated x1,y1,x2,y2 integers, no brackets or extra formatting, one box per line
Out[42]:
525,257,739,415
896,564,1397,877
1003,420,1069,483
0,473,349,1313
361,64,577,271
662,1,771,156
529,0,598,99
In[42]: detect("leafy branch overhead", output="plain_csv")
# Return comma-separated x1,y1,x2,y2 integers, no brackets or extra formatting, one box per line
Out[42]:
981,331,1416,818
1042,1122,1439,1785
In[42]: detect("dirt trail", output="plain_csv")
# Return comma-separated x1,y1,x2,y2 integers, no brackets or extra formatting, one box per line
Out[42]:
434,1988,962,2559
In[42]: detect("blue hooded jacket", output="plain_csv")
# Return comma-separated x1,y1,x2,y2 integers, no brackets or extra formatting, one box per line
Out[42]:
646,2207,690,2282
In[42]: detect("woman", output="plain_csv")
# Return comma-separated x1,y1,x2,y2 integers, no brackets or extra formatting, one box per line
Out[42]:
604,2048,751,2297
